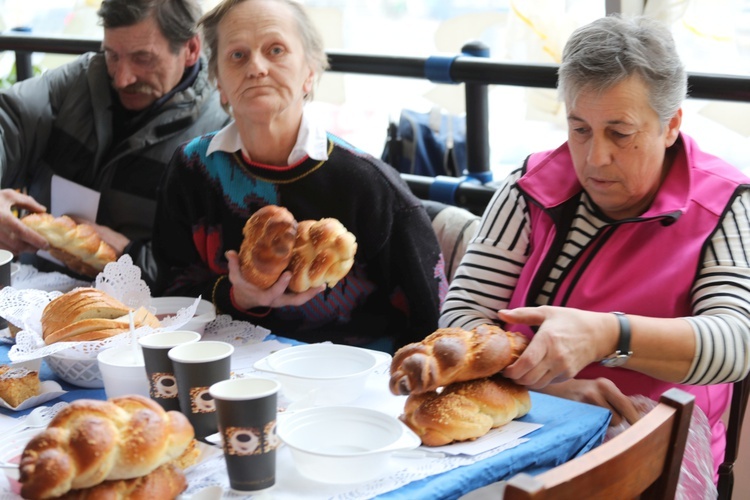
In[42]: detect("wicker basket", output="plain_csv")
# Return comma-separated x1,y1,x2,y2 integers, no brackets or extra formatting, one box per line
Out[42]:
47,353,104,389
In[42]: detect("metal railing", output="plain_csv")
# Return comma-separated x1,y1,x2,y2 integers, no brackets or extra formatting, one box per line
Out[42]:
1,32,750,212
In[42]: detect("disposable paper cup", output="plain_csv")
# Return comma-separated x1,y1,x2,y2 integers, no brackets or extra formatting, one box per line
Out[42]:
0,250,13,329
139,330,201,412
169,341,234,440
210,377,281,492
97,345,149,399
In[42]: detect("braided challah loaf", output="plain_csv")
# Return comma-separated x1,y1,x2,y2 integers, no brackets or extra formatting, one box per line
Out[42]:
53,463,187,500
389,324,529,395
239,205,298,289
401,374,531,446
238,205,357,292
21,213,117,277
19,395,194,500
287,218,357,293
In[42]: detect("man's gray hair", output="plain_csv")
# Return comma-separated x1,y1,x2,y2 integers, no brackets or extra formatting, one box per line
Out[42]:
199,0,329,103
558,15,687,124
97,0,202,54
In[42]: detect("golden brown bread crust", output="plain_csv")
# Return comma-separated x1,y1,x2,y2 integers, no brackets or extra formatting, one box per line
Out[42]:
41,289,160,345
389,324,530,395
0,365,40,407
44,307,160,345
171,439,201,470
238,205,358,292
19,395,194,500
287,218,357,293
400,374,531,446
8,322,21,338
52,463,187,500
41,288,131,338
239,205,298,289
21,213,117,277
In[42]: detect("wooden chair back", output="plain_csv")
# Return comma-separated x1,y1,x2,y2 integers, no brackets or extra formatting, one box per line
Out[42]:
504,388,695,500
718,375,750,499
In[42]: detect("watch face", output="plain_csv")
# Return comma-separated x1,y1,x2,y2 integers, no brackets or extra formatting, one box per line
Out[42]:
600,355,629,368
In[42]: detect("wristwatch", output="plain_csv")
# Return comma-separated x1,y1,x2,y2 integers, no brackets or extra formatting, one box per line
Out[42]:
600,312,632,368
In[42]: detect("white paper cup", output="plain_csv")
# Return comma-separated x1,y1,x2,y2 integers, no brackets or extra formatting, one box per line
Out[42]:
97,345,150,399
0,249,12,287
139,330,202,350
0,249,12,329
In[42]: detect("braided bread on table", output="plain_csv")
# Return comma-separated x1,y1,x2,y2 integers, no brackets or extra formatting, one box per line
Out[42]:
401,374,531,446
389,324,529,395
19,395,194,500
53,463,187,500
21,213,117,277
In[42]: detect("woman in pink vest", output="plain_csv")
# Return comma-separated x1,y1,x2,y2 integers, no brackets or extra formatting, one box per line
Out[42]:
440,14,750,478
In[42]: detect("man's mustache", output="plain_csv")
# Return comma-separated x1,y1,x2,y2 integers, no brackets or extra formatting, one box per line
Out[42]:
113,82,155,95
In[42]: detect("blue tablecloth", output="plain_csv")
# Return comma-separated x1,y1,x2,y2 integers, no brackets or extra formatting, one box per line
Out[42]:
380,391,610,499
0,345,105,413
0,342,611,499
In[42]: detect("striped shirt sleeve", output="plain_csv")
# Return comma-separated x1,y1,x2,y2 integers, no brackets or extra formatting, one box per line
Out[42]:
439,170,750,385
439,169,530,330
683,190,750,385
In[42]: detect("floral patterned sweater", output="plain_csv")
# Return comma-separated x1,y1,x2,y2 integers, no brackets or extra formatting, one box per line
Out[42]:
153,132,446,350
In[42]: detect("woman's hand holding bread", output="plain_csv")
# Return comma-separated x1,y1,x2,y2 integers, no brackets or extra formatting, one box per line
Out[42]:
390,325,532,446
227,205,357,310
225,251,325,310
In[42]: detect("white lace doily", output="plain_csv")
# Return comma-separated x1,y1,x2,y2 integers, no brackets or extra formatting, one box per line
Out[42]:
10,264,90,293
183,361,525,499
200,315,270,346
0,256,202,362
183,437,526,499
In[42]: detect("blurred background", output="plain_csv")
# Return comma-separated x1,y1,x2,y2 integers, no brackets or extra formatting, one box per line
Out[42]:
0,0,749,181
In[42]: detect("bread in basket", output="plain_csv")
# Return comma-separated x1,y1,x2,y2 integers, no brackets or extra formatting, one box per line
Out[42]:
40,288,161,388
41,288,160,345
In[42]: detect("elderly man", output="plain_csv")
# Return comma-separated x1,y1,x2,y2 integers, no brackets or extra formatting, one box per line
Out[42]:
0,0,228,284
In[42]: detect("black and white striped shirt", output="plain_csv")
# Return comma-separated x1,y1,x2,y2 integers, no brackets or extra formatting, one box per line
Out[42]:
440,169,750,385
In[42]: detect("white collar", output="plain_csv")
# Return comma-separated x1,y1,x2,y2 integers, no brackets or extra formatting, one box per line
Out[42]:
207,107,329,164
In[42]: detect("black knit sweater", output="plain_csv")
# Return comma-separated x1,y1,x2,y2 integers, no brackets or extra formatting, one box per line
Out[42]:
153,132,446,350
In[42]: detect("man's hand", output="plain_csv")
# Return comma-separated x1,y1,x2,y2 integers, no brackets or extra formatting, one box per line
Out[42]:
0,189,49,254
225,250,325,309
539,378,641,426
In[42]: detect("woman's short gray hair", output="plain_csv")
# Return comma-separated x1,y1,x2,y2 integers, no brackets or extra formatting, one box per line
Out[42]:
558,15,686,124
199,0,329,103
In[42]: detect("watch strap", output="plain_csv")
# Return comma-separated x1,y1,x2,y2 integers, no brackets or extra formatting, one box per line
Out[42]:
612,312,632,356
